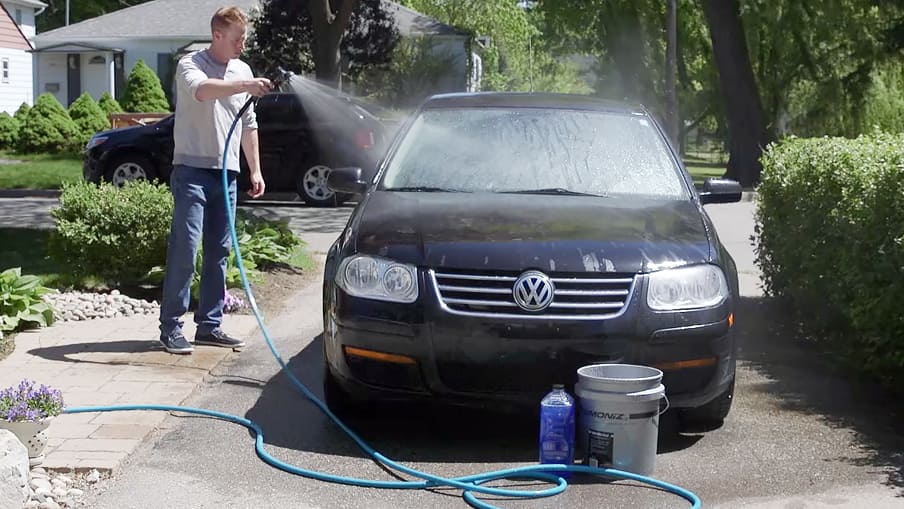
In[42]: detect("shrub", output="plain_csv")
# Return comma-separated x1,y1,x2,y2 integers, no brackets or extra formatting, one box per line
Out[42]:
122,60,171,113
18,93,81,154
0,112,19,150
48,180,174,285
98,92,123,117
755,130,904,392
69,92,110,147
13,102,30,123
0,267,55,340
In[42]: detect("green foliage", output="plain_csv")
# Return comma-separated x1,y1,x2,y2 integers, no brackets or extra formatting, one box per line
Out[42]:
246,0,399,80
401,0,537,92
755,131,904,391
68,93,111,147
13,102,30,123
356,37,463,108
0,113,19,150
48,180,173,285
122,60,171,113
98,92,123,117
0,268,55,338
18,94,82,154
858,60,904,134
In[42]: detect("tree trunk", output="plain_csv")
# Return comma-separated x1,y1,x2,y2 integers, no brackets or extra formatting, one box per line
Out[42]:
309,0,359,84
701,0,771,187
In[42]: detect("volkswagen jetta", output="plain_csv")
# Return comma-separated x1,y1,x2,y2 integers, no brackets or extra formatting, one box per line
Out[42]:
322,92,743,428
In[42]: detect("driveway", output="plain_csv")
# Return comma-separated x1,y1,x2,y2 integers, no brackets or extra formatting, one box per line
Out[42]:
9,197,904,508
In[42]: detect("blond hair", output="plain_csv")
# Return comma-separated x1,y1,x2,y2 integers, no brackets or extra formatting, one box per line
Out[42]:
211,6,248,33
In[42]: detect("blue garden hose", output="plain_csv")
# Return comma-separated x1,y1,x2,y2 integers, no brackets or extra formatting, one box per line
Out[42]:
64,95,702,509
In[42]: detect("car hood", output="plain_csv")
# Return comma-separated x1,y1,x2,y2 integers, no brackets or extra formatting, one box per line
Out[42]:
350,191,713,274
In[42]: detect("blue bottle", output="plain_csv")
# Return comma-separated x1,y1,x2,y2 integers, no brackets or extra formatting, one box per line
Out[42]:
539,384,575,477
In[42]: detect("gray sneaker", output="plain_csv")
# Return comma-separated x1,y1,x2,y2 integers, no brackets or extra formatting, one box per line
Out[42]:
194,328,246,349
159,331,194,354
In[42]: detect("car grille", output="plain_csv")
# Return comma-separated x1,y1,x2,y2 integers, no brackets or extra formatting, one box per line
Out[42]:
430,270,635,319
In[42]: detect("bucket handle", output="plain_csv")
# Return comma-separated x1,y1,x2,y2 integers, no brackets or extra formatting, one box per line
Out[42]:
659,394,670,416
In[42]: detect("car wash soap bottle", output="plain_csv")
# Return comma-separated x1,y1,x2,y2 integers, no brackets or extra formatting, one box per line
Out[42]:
539,384,575,477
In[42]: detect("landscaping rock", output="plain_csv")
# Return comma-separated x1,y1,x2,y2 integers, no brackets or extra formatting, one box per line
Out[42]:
44,291,159,323
0,429,29,509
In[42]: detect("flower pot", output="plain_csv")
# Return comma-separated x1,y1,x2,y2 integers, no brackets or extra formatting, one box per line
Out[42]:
0,418,51,466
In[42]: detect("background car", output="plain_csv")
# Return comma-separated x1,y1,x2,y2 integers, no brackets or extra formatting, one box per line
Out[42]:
322,92,744,430
83,91,392,206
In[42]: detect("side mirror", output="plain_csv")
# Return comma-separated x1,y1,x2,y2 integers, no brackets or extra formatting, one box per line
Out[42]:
327,167,367,194
699,177,742,205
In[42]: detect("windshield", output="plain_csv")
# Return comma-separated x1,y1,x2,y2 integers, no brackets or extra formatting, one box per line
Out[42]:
380,107,688,199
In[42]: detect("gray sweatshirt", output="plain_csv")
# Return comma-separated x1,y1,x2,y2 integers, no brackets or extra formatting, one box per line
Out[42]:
172,49,258,172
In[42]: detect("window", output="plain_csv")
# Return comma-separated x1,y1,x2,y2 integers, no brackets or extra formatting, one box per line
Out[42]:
14,9,21,25
2,59,9,83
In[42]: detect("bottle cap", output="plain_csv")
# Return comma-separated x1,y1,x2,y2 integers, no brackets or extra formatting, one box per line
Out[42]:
553,384,564,389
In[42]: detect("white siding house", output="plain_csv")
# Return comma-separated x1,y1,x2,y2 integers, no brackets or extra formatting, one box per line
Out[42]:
31,0,476,108
0,0,45,114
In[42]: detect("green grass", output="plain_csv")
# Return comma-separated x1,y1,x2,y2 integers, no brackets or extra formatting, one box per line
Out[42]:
0,151,83,189
0,228,71,287
685,163,727,187
288,243,317,271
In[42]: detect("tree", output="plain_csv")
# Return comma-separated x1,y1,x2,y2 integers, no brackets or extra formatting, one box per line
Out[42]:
36,0,153,32
247,0,399,84
121,60,171,113
69,92,110,146
19,94,81,154
701,0,770,186
98,92,124,118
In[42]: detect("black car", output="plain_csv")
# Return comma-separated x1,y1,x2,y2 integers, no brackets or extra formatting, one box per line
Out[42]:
82,91,391,206
322,92,743,428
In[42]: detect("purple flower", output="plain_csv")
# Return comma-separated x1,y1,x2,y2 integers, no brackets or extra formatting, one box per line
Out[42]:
224,291,246,313
0,379,65,423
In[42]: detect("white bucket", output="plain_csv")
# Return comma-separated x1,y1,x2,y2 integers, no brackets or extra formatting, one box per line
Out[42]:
575,364,668,476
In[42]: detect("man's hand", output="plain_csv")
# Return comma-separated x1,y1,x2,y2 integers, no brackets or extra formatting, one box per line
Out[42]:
247,170,265,198
243,78,273,97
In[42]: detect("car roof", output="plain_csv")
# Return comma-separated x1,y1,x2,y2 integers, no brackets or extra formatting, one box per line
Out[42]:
420,92,646,115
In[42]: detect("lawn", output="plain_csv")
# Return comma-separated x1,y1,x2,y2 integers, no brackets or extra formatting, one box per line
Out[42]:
0,228,70,287
685,163,727,187
0,151,83,189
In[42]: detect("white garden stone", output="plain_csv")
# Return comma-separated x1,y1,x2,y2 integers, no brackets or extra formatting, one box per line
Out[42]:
0,429,29,509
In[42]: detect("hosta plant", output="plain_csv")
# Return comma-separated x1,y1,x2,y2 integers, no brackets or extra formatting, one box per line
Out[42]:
0,267,55,339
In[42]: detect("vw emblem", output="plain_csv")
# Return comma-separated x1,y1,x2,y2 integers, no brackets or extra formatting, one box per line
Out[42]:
513,271,555,311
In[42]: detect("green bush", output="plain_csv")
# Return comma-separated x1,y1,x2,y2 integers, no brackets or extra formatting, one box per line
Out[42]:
48,180,174,285
98,92,123,117
0,267,55,340
68,92,110,147
13,102,30,123
18,93,81,154
755,131,904,391
122,60,171,113
0,112,19,150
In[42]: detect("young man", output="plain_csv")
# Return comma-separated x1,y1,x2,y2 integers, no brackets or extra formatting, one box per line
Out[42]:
158,6,272,354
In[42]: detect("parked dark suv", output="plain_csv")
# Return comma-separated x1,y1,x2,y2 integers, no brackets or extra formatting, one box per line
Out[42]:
83,91,392,206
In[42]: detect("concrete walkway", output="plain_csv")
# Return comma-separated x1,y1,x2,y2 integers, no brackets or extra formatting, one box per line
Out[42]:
0,313,257,473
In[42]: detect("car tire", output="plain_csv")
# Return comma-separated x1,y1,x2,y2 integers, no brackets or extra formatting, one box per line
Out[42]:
105,154,158,187
296,164,349,207
678,377,735,432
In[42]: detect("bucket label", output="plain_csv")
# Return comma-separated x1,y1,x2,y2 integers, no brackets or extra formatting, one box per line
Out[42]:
582,409,658,421
587,429,613,467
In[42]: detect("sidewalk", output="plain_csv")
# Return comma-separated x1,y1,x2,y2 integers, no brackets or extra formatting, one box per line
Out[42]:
0,313,258,473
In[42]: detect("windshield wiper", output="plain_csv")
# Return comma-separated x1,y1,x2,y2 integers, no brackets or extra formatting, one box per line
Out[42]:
383,186,465,192
501,188,601,197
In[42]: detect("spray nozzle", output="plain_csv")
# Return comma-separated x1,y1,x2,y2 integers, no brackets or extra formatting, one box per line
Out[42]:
271,66,295,91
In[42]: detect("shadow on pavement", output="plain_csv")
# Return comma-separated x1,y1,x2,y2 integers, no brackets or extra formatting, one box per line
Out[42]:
735,296,904,494
241,335,703,464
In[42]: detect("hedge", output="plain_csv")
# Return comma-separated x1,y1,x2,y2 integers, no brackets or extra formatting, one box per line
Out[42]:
755,131,904,392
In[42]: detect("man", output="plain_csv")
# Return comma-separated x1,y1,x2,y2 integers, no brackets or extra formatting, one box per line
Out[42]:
158,6,272,354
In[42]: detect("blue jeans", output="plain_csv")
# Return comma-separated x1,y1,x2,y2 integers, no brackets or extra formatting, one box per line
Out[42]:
159,165,237,338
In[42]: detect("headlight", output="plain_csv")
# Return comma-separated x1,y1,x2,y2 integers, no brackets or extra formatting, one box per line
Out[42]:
86,136,107,150
647,264,728,311
336,255,418,303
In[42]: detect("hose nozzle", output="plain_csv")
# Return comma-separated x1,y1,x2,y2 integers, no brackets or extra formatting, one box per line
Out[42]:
271,66,295,91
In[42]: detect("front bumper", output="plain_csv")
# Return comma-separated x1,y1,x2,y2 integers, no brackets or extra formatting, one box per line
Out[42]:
323,272,736,411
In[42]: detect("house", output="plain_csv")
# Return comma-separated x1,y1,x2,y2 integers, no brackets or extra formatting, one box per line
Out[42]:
30,0,477,108
0,0,44,114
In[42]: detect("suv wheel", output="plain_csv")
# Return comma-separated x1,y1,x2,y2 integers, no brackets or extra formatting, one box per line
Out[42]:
106,154,157,187
678,377,735,432
297,164,348,207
